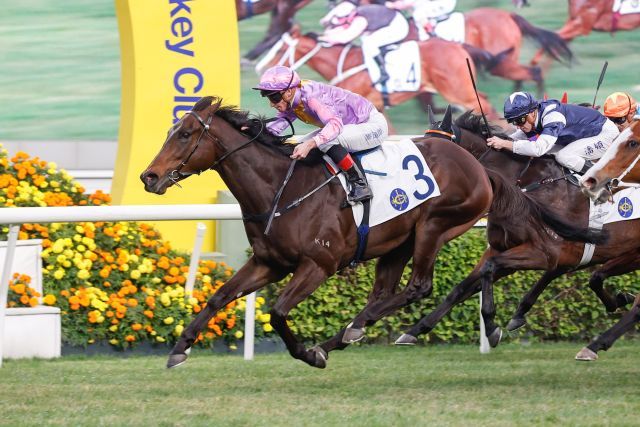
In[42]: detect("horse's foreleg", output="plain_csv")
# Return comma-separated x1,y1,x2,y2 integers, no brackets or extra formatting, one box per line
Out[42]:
507,267,570,331
577,294,640,360
480,245,553,347
167,256,285,368
269,259,330,368
588,252,640,312
320,240,413,352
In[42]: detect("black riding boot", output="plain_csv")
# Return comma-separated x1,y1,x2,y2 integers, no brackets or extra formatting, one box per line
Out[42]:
373,53,390,85
581,160,595,174
326,145,373,203
345,163,373,203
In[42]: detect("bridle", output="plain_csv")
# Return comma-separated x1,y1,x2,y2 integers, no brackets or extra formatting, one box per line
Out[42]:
169,109,264,185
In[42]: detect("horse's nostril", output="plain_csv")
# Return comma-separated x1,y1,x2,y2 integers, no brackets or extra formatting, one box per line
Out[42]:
583,177,595,189
141,172,158,186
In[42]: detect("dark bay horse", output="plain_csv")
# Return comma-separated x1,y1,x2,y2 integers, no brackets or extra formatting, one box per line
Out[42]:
530,0,640,65
255,26,500,128
396,111,640,346
140,97,594,368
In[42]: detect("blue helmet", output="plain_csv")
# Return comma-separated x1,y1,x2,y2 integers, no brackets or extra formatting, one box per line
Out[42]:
503,91,538,120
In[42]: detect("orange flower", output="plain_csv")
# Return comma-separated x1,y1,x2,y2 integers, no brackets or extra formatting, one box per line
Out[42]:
131,323,143,331
125,335,136,342
143,310,154,319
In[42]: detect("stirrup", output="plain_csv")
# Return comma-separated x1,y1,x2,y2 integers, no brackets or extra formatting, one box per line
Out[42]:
566,173,580,186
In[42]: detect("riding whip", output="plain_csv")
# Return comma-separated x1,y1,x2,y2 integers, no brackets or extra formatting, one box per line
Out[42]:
465,58,492,138
592,61,608,108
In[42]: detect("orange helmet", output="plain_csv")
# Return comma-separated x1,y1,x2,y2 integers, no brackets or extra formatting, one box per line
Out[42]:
603,92,637,118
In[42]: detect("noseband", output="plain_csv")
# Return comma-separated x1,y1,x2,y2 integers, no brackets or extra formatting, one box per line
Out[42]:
169,110,264,185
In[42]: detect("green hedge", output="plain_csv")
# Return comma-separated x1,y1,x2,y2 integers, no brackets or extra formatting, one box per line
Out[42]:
265,229,639,344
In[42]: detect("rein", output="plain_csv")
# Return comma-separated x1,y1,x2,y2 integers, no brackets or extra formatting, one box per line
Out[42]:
611,151,640,189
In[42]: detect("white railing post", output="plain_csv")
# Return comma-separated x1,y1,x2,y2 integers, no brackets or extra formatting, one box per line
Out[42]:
244,292,256,361
184,223,206,299
0,225,21,368
479,291,490,354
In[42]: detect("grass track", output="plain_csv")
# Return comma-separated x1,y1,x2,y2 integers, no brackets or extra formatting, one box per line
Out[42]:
1,343,639,426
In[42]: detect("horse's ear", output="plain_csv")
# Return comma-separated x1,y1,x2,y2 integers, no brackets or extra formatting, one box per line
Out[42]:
211,97,222,113
440,105,453,132
426,104,435,128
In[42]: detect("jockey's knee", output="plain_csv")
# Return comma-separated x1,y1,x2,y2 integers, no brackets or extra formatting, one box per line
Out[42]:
555,152,585,172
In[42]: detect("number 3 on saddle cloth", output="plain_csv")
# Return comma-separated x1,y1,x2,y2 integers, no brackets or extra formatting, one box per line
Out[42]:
370,42,422,94
327,138,441,227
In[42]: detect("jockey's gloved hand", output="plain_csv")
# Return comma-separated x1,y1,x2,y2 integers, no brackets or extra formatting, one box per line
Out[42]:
284,136,299,145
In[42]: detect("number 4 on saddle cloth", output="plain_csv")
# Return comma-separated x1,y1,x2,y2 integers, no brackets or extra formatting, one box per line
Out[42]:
326,138,441,226
370,42,422,94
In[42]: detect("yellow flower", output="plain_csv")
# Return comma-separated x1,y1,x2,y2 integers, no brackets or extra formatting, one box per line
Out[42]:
109,339,119,345
130,269,141,280
174,325,184,335
163,317,174,325
160,293,171,306
156,336,166,343
263,323,273,333
56,254,67,263
188,297,198,306
77,269,90,280
53,269,65,280
43,294,56,305
258,313,271,323
256,296,265,305
234,330,243,339
76,244,86,252
62,261,71,268
109,325,118,332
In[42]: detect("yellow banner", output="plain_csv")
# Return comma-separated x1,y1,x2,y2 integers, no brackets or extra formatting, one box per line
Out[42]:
114,0,239,250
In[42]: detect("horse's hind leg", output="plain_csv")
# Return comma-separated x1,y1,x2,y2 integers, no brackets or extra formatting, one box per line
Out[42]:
268,259,331,368
508,267,570,331
576,294,640,361
319,239,414,352
167,256,285,368
588,252,640,312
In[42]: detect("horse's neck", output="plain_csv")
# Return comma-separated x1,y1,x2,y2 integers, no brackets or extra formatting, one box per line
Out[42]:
305,42,362,81
216,142,291,215
571,0,608,16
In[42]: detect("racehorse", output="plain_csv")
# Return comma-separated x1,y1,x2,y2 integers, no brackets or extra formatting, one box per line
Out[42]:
255,26,500,129
236,0,314,62
462,8,573,94
530,0,640,65
140,97,595,368
576,121,640,361
395,110,640,346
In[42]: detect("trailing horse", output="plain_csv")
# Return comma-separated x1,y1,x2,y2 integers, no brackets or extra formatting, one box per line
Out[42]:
140,97,597,368
396,110,640,347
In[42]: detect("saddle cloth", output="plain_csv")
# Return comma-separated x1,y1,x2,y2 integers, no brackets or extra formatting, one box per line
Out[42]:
331,138,441,227
371,41,422,93
580,186,640,265
615,0,640,15
432,12,466,43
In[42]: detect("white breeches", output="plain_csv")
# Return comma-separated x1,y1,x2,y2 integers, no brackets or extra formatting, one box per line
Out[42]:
300,110,389,153
554,119,620,171
361,14,409,60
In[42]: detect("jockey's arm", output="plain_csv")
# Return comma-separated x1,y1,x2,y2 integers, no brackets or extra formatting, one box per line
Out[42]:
513,121,564,157
319,16,368,45
307,98,344,147
266,111,298,136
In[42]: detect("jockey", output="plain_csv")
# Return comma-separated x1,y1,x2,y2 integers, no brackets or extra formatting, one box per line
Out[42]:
318,3,410,86
603,91,638,131
486,91,620,177
386,0,457,37
253,65,389,203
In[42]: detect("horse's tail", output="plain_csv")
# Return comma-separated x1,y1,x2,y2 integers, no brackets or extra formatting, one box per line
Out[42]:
486,169,608,245
462,44,511,73
510,13,574,65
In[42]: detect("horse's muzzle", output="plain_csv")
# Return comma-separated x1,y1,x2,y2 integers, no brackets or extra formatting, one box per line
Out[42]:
140,171,168,195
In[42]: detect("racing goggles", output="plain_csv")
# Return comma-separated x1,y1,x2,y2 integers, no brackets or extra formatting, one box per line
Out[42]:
261,90,285,104
507,114,528,126
608,116,627,125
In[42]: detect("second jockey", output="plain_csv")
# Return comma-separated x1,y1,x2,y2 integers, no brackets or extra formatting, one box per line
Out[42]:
318,3,409,86
486,91,620,179
253,65,389,203
603,91,638,131
386,0,457,39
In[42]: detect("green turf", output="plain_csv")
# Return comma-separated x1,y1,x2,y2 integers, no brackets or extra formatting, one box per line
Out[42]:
1,343,639,426
1,0,638,140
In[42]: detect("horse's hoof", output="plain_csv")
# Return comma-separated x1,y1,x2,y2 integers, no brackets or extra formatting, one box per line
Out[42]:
167,353,188,369
616,292,635,309
506,317,526,332
342,323,365,344
310,346,328,369
394,334,418,345
575,347,598,361
488,327,502,348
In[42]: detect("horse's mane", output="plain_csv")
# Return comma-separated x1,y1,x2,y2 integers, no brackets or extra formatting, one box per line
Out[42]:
201,96,324,163
454,110,510,140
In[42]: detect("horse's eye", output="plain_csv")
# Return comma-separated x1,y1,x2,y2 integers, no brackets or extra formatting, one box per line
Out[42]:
629,140,638,148
180,131,191,139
